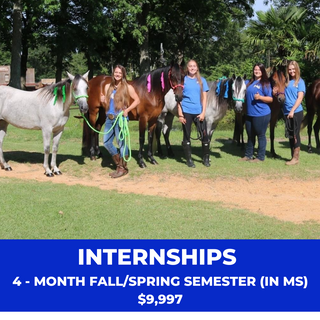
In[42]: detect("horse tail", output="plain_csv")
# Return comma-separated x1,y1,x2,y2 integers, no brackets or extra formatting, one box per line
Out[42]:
301,113,308,130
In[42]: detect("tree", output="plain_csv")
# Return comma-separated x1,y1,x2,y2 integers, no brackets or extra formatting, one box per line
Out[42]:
244,6,307,66
9,0,22,89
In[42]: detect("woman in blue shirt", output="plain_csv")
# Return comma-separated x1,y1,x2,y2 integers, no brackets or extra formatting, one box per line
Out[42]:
101,65,140,178
281,60,305,165
177,60,210,167
239,63,273,162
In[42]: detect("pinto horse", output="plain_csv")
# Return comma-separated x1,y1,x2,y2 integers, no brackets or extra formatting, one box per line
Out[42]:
83,63,185,168
301,78,320,153
155,75,247,158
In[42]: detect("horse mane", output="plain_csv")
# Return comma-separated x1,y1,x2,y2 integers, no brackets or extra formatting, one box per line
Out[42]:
210,77,233,105
40,78,72,104
132,65,171,95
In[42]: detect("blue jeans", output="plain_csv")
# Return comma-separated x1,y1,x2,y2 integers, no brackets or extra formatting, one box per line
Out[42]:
103,118,128,157
245,113,271,161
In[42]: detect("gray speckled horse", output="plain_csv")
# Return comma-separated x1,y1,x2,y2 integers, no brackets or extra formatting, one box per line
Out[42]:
0,71,89,176
156,75,246,158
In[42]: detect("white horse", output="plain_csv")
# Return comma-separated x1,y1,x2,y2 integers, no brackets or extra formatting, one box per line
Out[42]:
0,71,89,176
156,75,247,158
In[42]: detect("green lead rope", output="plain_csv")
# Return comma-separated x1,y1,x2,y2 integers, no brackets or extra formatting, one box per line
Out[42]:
82,111,131,162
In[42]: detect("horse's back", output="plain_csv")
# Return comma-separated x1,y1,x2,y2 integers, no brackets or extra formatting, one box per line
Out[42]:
0,85,59,130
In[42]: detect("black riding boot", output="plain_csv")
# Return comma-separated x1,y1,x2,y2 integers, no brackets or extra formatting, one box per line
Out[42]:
182,142,195,168
202,142,210,167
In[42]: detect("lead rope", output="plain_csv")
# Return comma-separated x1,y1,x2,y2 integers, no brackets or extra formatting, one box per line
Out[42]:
81,112,131,162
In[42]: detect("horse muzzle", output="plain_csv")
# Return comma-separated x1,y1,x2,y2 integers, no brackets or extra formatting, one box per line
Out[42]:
78,100,89,114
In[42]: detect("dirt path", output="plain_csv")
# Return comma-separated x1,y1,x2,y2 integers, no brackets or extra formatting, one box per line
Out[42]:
1,162,320,223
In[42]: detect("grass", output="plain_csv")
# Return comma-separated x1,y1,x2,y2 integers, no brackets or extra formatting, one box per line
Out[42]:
1,109,320,239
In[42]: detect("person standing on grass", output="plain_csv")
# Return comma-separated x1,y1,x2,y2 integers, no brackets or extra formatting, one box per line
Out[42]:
239,63,273,163
277,60,305,165
101,65,140,178
177,59,210,168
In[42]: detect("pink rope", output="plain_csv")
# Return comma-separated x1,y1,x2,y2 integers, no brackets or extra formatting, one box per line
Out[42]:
161,72,165,91
147,74,151,92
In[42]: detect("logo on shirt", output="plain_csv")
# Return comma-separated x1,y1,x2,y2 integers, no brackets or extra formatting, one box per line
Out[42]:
254,84,261,90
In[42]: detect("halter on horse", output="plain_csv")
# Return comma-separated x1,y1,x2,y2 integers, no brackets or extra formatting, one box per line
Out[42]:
0,71,89,176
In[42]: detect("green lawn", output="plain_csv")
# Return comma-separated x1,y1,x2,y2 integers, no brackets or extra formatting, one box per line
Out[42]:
1,109,320,239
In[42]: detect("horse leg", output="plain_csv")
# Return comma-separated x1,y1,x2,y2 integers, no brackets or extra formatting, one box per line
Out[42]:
314,116,320,149
0,121,12,171
270,107,280,158
147,122,159,165
50,129,64,176
163,112,175,158
307,111,315,153
240,113,245,149
94,107,106,158
155,116,165,158
42,129,54,177
138,118,147,168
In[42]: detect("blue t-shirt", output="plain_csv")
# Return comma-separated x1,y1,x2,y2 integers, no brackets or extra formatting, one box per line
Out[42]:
181,76,209,114
246,80,272,117
283,78,305,115
107,89,118,115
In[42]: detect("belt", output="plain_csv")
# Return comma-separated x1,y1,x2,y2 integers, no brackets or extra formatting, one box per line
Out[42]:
106,114,115,120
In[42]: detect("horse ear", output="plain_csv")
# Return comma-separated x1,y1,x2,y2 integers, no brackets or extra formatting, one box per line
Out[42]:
83,70,90,81
232,74,236,80
67,71,75,81
243,74,247,80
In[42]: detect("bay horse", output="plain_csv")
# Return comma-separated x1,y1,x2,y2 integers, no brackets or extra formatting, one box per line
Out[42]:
301,78,320,153
155,75,247,158
0,71,89,176
83,62,185,168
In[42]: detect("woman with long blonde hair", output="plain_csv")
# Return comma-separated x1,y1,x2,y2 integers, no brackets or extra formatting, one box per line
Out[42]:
281,60,305,165
177,59,210,167
101,65,140,178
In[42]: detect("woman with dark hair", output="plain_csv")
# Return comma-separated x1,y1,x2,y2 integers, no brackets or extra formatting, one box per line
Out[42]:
239,63,273,162
177,59,210,168
101,65,140,178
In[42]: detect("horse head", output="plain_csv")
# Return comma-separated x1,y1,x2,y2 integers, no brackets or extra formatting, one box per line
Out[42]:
270,67,286,104
232,74,246,113
67,71,89,114
168,62,185,102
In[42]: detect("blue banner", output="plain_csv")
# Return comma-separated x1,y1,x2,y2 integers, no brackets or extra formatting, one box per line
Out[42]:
0,240,319,312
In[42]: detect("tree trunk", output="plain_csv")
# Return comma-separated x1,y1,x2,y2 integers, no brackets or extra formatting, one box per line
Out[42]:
9,0,22,89
139,3,150,75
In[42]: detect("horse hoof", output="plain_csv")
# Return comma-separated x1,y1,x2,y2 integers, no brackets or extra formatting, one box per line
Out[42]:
45,172,54,177
54,171,62,175
150,160,159,165
139,162,147,168
5,167,12,171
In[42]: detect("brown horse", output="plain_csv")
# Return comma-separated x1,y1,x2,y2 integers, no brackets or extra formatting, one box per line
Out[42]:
269,67,286,157
301,78,320,153
83,62,185,168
